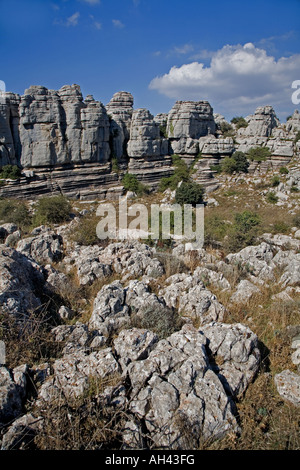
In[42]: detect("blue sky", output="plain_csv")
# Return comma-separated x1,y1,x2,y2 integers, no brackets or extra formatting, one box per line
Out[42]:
0,0,299,120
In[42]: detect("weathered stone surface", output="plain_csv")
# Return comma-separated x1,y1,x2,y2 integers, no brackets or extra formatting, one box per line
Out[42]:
127,109,168,158
126,324,239,449
89,281,129,332
0,245,43,319
230,279,261,304
16,229,63,264
0,93,21,166
114,328,159,369
38,348,120,401
19,86,67,167
238,105,279,138
167,101,216,141
275,370,300,406
58,84,85,163
80,95,110,164
106,91,134,162
1,413,42,450
159,272,225,325
201,322,260,397
0,365,25,424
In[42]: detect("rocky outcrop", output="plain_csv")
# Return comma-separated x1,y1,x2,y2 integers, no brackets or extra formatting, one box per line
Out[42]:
127,108,172,185
1,84,299,199
167,100,216,157
106,91,134,163
0,245,44,320
0,93,21,167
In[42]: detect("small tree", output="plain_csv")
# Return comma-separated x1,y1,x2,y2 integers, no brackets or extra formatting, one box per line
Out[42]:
247,146,271,162
231,116,248,129
33,195,71,225
122,173,148,196
175,182,204,206
0,165,22,180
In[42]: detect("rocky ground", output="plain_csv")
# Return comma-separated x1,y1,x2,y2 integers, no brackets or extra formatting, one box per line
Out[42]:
0,159,299,450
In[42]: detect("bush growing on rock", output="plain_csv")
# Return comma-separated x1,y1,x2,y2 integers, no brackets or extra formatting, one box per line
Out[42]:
225,210,261,252
132,305,183,340
122,173,148,196
159,155,190,191
266,191,278,204
230,116,248,129
0,198,31,229
175,181,204,206
0,165,22,180
247,146,271,162
221,151,249,174
69,214,100,246
33,196,72,225
271,175,280,187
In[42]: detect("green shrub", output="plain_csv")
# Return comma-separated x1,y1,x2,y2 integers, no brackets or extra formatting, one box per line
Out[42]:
266,191,278,204
210,164,223,174
132,305,183,340
122,173,148,196
271,175,280,187
221,157,238,174
33,195,71,225
111,157,119,174
279,167,289,175
159,124,168,138
272,221,290,234
0,165,22,180
204,214,229,246
158,155,190,191
247,147,271,162
0,199,31,229
292,213,300,228
291,185,299,193
175,182,204,206
220,121,234,136
225,210,261,252
69,214,99,246
231,116,248,129
221,151,249,174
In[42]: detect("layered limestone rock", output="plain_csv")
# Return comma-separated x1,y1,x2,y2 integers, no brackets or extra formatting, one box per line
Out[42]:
0,93,21,167
80,95,110,164
127,108,172,185
106,91,134,163
19,86,67,167
58,84,85,163
18,86,110,168
286,109,300,136
236,105,280,154
167,101,216,156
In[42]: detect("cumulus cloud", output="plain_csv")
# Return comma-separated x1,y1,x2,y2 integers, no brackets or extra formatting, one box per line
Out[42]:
149,43,300,116
66,12,80,27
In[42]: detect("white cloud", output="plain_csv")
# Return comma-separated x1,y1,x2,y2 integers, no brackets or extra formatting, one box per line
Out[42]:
90,15,102,30
149,43,300,117
66,12,80,27
112,19,125,28
171,44,194,55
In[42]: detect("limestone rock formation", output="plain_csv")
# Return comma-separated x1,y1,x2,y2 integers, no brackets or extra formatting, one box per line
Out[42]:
106,91,134,163
167,100,216,157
